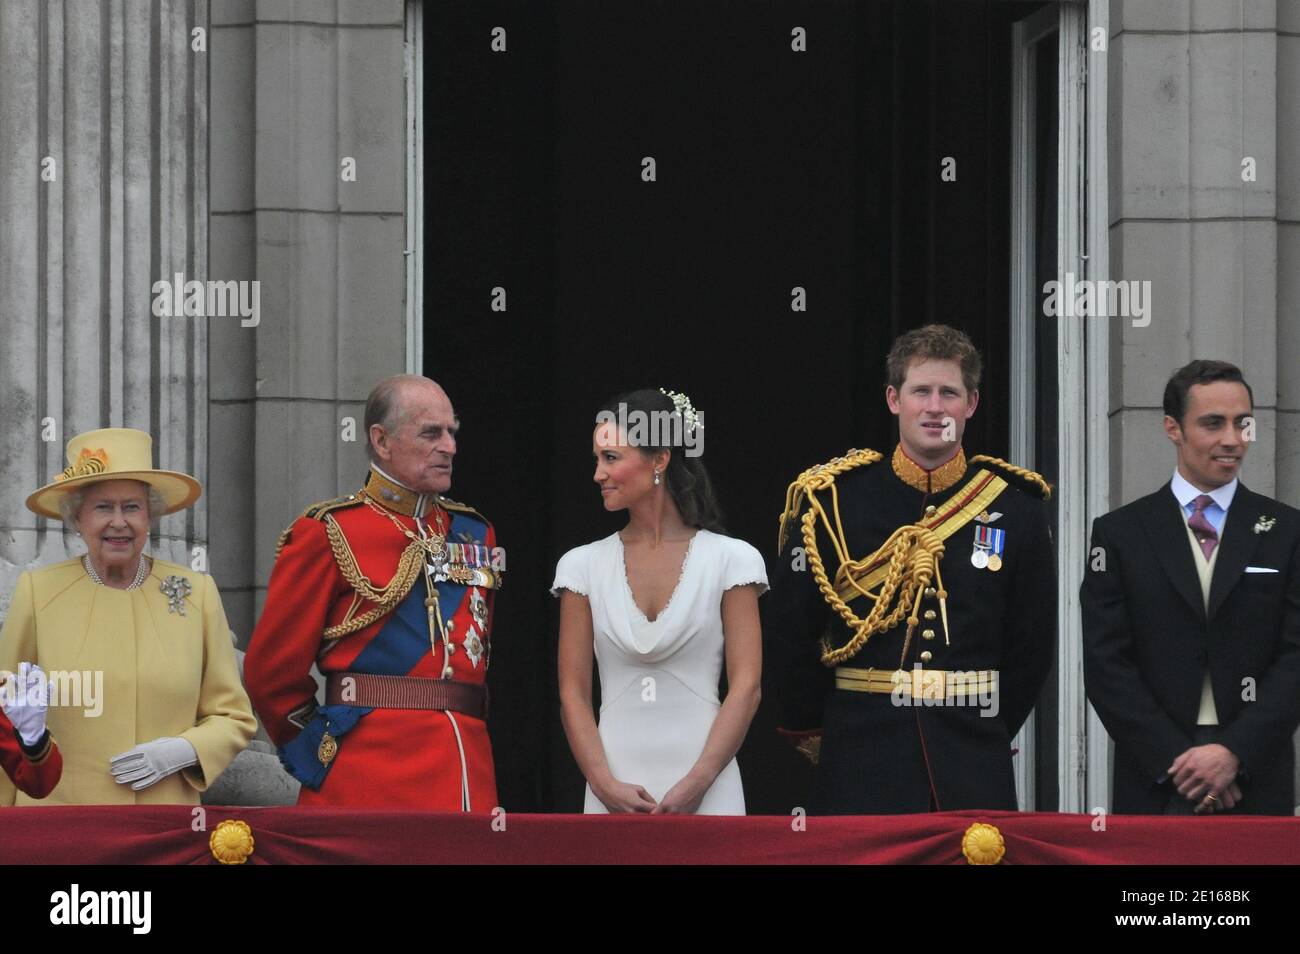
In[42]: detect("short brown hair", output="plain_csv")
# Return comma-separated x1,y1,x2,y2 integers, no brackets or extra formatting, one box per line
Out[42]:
886,324,982,393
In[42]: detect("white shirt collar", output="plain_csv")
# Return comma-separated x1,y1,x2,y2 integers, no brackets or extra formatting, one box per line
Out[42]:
371,462,409,489
1170,468,1238,513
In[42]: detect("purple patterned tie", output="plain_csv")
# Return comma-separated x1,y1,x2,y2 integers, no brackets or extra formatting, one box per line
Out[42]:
1188,494,1219,560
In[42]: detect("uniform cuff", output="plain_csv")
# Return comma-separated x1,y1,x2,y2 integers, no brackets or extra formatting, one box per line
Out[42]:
18,729,54,764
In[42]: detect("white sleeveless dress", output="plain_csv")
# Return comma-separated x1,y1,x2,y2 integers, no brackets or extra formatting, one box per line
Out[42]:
551,529,768,814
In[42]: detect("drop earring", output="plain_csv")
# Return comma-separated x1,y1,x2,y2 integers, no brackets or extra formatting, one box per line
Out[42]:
653,471,661,486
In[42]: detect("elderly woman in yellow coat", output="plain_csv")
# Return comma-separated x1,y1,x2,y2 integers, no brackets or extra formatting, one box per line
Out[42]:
0,427,256,805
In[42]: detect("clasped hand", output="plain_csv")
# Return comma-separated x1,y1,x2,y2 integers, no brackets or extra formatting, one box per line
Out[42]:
597,773,709,814
1167,743,1241,814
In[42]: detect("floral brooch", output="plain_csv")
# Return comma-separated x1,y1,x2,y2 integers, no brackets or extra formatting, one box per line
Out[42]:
161,575,192,615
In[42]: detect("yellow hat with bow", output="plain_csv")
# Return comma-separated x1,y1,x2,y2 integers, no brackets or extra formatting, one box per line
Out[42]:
26,427,202,520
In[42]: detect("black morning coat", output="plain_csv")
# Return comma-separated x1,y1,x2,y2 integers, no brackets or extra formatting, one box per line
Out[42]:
765,449,1056,814
1080,482,1300,814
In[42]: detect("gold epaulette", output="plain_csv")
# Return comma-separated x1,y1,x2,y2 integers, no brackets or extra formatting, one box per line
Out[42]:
274,492,365,558
776,448,883,554
968,455,1052,501
437,495,488,522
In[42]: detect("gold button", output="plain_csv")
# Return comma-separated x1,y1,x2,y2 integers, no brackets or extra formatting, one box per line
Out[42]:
920,651,933,662
924,610,936,620
924,505,937,516
925,587,937,597
922,628,936,640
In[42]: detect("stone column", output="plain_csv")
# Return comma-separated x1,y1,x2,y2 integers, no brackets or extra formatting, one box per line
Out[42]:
209,0,408,642
1275,2,1300,508
0,0,209,616
1108,0,1300,804
1108,0,1289,504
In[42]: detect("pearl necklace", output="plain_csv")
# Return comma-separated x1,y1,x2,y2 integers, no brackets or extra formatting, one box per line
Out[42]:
82,554,150,590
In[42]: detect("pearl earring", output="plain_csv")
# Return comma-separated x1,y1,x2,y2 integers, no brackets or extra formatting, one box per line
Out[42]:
654,471,661,486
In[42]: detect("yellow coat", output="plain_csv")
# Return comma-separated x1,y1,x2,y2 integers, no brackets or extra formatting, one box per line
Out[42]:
0,557,257,805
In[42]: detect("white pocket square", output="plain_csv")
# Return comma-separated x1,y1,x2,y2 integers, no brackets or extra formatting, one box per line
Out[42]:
1245,566,1279,573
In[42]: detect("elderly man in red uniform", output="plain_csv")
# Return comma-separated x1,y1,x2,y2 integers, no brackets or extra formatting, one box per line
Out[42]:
245,375,502,810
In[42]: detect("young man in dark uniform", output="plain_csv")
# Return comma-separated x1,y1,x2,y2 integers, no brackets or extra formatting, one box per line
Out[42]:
768,325,1055,813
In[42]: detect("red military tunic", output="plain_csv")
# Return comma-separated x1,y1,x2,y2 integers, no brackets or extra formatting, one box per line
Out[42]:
0,716,62,800
245,467,501,810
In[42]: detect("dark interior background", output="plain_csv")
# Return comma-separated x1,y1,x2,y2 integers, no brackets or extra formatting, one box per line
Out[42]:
424,0,1051,813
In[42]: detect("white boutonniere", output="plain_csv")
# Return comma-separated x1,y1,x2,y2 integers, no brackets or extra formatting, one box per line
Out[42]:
1253,516,1276,535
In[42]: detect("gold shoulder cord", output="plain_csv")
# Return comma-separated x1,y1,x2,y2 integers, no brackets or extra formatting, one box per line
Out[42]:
321,515,425,640
274,525,294,559
969,455,1053,500
777,448,951,668
274,495,361,558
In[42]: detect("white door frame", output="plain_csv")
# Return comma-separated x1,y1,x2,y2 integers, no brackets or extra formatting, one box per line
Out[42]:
1010,0,1111,813
1009,2,1059,813
1083,0,1113,816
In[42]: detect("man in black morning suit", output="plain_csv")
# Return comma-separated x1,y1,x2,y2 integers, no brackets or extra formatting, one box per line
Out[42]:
1081,360,1300,815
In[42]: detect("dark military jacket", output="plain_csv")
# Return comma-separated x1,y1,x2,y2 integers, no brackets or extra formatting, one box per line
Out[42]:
766,445,1055,813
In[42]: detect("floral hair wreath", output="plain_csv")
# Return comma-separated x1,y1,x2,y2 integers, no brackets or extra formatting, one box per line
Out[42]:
660,388,704,434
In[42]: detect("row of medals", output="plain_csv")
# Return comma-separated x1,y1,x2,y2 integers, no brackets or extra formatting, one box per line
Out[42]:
424,534,481,586
420,530,489,668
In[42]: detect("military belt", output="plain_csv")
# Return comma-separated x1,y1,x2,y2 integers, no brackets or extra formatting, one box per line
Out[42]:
835,666,997,700
325,672,488,720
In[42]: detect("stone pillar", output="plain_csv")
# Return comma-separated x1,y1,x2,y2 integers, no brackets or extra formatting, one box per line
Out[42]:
1108,0,1288,504
0,0,209,615
1275,2,1300,508
1108,0,1300,805
209,0,408,642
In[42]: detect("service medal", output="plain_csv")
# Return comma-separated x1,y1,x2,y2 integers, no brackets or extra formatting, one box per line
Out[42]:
974,525,1006,572
972,525,1005,571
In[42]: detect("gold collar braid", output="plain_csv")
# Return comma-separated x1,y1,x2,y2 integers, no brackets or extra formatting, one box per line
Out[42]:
362,466,436,518
777,447,951,668
891,445,967,494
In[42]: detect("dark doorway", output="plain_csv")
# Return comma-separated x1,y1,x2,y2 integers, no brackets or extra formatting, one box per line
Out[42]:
424,0,1051,813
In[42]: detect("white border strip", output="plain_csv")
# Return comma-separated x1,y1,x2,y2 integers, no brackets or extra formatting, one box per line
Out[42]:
1055,2,1090,815
1008,4,1056,811
1084,0,1113,815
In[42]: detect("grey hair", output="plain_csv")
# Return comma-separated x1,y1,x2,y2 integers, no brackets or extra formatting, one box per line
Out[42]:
58,482,167,531
364,374,440,463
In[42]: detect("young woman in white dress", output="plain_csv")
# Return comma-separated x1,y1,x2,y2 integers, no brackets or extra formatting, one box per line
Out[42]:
553,389,767,814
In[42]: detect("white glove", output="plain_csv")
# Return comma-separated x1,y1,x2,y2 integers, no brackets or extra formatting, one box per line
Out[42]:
110,737,199,791
0,662,49,747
